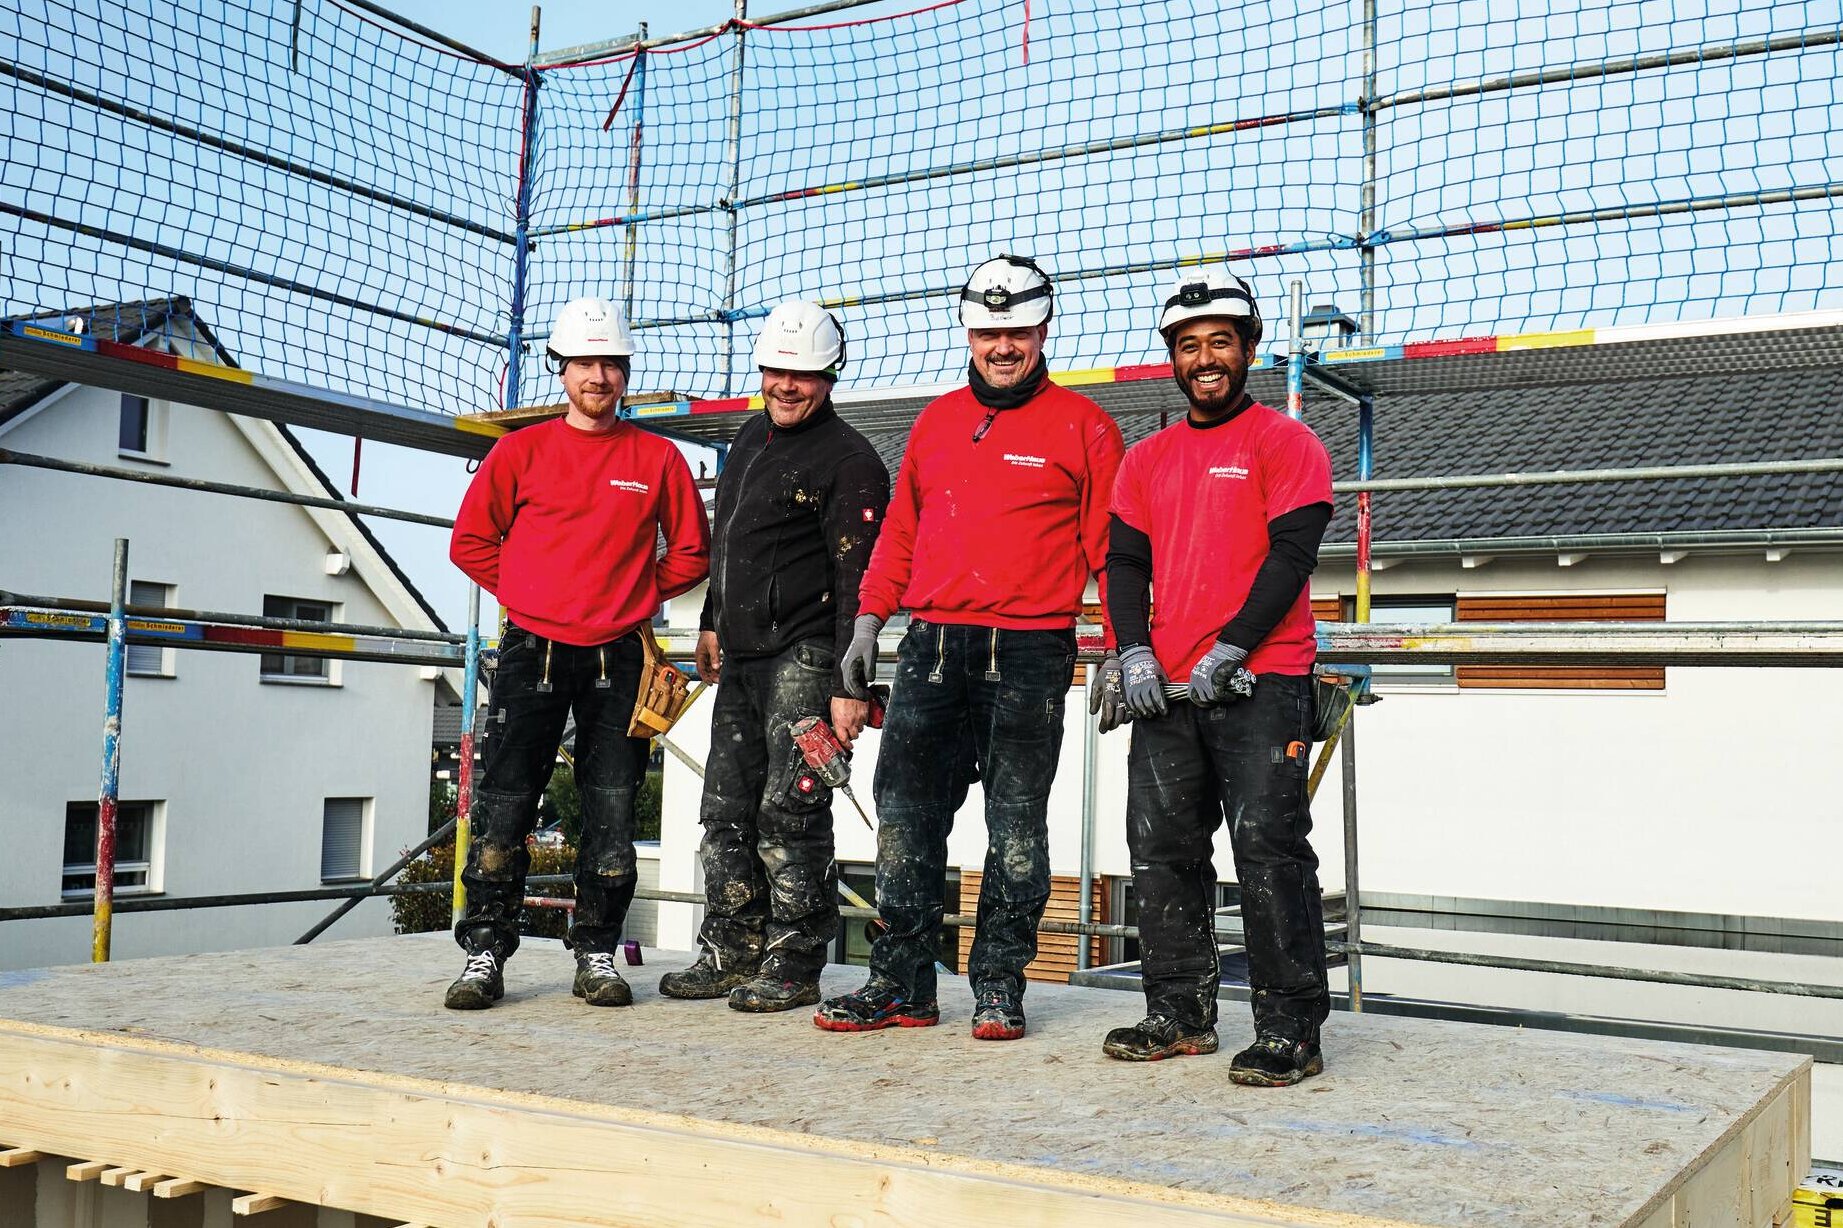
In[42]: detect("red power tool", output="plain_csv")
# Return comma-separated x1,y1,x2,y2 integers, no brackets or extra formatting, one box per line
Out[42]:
787,686,887,830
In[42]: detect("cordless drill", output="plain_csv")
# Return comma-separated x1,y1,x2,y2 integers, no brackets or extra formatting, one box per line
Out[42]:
785,685,888,830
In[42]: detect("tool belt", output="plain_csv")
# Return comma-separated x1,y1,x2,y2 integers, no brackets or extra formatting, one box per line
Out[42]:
628,626,693,738
1309,670,1354,743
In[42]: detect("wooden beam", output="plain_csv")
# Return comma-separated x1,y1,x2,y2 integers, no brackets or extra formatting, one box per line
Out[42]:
66,1160,109,1182
98,1166,135,1186
153,1177,210,1199
0,1021,1330,1228
123,1170,171,1192
0,1147,44,1167
232,1193,291,1216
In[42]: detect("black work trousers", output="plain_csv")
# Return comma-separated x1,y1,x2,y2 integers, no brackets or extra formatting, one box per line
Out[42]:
454,625,649,961
1125,672,1330,1037
695,639,841,981
869,620,1075,1003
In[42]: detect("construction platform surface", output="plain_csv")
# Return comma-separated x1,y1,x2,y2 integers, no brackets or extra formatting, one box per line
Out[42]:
0,934,1811,1227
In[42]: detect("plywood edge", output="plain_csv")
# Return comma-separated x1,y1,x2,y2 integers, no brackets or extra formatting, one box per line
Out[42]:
0,1020,1427,1228
1617,1061,1811,1228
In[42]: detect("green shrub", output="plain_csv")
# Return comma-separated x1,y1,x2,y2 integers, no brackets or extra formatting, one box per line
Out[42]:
390,841,579,940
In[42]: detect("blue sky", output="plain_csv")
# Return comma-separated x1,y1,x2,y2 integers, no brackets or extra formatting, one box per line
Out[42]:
310,0,892,632
274,1,719,632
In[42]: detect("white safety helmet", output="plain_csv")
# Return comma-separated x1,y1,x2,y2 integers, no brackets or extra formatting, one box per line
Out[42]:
546,297,636,363
752,300,847,377
958,254,1054,329
1157,268,1263,346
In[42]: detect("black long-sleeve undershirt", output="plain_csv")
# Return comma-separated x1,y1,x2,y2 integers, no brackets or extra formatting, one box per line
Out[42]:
1105,501,1333,655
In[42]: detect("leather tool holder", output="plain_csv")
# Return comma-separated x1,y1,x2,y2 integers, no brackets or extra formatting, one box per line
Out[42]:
628,626,693,738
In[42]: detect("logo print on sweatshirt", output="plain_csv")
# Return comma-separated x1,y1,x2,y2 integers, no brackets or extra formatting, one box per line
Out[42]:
1208,465,1250,480
861,508,877,522
608,479,651,494
1004,453,1047,469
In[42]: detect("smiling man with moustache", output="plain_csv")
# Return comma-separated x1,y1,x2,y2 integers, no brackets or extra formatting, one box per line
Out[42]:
658,301,889,1014
817,255,1124,1042
1098,269,1336,1085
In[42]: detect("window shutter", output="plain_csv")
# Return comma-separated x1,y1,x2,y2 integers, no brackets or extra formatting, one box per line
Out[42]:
321,798,366,881
1456,593,1665,690
957,871,1106,983
126,581,165,675
1310,594,1342,623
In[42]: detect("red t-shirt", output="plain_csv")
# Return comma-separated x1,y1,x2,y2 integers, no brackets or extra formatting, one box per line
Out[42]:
450,418,711,646
858,382,1124,635
1111,402,1333,677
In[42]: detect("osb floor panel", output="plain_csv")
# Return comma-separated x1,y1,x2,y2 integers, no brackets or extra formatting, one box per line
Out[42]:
0,933,1807,1226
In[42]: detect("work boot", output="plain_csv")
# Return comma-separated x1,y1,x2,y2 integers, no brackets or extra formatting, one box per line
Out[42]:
443,950,504,1010
1101,1013,1219,1061
970,983,1026,1041
812,979,940,1032
659,951,754,1000
572,951,634,1007
729,973,821,1013
1228,1029,1324,1086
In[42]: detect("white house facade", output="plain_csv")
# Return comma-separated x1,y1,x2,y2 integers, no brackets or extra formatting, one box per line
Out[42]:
0,302,448,971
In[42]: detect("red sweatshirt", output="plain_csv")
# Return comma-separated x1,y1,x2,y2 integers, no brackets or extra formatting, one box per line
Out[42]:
858,381,1123,634
450,418,710,647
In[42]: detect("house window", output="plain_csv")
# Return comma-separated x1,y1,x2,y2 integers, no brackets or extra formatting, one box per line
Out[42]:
117,394,167,460
831,862,959,972
260,596,335,683
62,801,161,897
119,394,149,453
1365,596,1457,685
321,798,371,882
1456,593,1666,690
126,580,174,677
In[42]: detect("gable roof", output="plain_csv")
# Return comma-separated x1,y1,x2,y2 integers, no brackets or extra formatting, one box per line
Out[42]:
850,362,1843,549
2,298,446,630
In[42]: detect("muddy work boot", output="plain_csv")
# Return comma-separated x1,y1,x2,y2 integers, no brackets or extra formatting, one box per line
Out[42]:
812,980,940,1032
1101,1014,1219,1062
659,951,754,1000
572,951,634,1007
728,972,821,1013
970,984,1026,1041
443,950,504,1011
1228,1029,1324,1086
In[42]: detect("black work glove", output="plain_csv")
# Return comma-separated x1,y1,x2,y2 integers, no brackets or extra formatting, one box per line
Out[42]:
1119,645,1169,720
1088,653,1127,733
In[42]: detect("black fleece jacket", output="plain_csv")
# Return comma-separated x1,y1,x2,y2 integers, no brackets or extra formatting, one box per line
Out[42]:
700,403,891,696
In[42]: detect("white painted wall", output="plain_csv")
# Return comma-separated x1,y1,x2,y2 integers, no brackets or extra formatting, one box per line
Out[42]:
1311,550,1843,923
0,384,440,970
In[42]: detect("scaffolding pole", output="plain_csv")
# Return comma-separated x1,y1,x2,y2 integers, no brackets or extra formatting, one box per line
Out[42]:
504,7,543,413
1340,707,1362,1011
621,23,648,321
1285,281,1305,422
0,450,454,527
721,1,748,395
1359,0,1378,343
453,584,482,925
92,540,128,963
1354,393,1374,621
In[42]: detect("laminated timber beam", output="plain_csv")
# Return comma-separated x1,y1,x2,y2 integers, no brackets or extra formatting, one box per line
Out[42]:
0,939,1812,1227
0,1022,1311,1228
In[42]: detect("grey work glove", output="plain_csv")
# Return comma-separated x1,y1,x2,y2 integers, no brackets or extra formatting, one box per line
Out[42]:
841,613,885,699
1119,644,1169,720
1088,653,1127,733
1187,640,1253,707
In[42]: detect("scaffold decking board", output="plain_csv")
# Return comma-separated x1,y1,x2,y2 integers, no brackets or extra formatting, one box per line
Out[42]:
0,935,1808,1228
